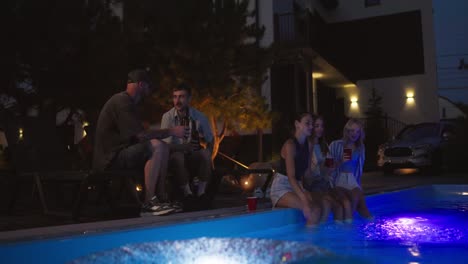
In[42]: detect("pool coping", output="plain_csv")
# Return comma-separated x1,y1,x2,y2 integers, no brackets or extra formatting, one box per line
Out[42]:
0,202,276,244
0,183,454,244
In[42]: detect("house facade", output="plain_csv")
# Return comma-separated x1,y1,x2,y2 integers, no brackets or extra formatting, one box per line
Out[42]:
439,96,466,120
251,0,439,152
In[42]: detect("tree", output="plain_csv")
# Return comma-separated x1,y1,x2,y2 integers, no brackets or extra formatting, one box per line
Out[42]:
6,0,127,116
364,87,384,119
194,86,274,161
142,0,273,161
5,0,274,164
364,87,385,170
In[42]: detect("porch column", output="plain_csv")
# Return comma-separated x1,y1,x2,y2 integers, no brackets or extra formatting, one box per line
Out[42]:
305,64,313,113
312,76,318,114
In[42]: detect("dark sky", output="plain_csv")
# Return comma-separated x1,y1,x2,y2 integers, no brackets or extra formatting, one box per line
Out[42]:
434,0,468,104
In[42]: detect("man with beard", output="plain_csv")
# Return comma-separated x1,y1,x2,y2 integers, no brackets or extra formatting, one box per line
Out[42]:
93,69,188,216
161,83,213,208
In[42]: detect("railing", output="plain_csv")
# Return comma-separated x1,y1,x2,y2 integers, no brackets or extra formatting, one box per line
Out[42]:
383,115,407,139
359,114,406,141
274,11,317,46
357,115,406,170
274,13,298,43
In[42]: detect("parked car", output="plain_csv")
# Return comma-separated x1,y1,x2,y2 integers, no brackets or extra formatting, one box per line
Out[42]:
377,121,459,174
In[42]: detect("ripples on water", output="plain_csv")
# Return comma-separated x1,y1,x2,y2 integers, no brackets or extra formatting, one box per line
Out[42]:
71,200,468,264
71,237,332,264
361,201,468,244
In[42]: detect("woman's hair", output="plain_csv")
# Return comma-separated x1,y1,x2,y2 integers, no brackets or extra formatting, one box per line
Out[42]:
312,115,329,155
287,112,312,136
293,112,311,123
343,118,365,147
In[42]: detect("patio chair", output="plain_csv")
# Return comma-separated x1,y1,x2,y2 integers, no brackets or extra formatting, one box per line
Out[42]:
71,124,143,221
2,115,87,216
210,152,276,199
72,169,142,220
2,117,45,215
4,115,141,220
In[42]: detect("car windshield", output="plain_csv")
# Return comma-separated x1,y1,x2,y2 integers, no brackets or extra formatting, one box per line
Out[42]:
396,123,440,141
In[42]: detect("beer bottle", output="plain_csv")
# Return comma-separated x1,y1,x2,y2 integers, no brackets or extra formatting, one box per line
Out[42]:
190,118,201,151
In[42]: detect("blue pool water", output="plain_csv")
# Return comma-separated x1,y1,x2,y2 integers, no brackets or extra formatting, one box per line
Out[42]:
243,200,468,263
1,185,468,263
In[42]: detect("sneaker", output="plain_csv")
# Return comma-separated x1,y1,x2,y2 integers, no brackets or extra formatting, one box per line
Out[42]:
140,196,158,211
170,202,184,213
141,196,175,216
141,203,175,216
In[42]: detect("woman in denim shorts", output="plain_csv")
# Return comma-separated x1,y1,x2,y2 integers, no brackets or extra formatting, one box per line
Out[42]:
269,113,321,227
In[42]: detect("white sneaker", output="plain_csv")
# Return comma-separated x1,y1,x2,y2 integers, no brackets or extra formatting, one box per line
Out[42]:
141,203,175,216
141,196,175,216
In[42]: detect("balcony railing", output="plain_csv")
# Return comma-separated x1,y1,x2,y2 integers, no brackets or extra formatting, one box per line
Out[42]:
274,11,317,47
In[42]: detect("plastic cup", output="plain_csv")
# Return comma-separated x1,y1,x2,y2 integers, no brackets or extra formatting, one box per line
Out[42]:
247,197,258,211
343,148,352,161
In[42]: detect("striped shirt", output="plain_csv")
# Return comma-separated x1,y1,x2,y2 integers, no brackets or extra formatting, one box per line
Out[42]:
328,139,365,186
160,107,213,145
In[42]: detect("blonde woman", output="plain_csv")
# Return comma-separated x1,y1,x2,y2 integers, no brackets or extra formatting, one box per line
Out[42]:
270,113,321,227
329,118,372,220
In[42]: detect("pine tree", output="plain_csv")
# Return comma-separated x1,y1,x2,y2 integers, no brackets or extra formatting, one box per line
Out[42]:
365,87,383,118
364,87,385,169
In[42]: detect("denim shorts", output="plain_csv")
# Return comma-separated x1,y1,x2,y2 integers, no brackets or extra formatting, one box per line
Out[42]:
335,172,360,190
110,141,152,170
270,173,295,207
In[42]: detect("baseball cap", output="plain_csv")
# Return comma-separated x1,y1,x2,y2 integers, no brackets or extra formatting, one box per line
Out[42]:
127,69,153,88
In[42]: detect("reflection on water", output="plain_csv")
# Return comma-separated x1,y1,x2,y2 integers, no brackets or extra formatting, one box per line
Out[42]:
254,202,468,263
71,237,332,264
71,200,468,264
362,210,468,243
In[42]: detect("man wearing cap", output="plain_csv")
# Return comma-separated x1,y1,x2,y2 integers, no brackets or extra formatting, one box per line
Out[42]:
93,69,187,216
161,83,213,208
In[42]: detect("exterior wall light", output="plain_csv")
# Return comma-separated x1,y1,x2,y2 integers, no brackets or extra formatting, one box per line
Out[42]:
18,128,24,141
350,96,359,108
406,92,415,104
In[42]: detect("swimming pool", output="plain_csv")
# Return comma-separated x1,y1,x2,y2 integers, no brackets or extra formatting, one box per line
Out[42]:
1,185,467,263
